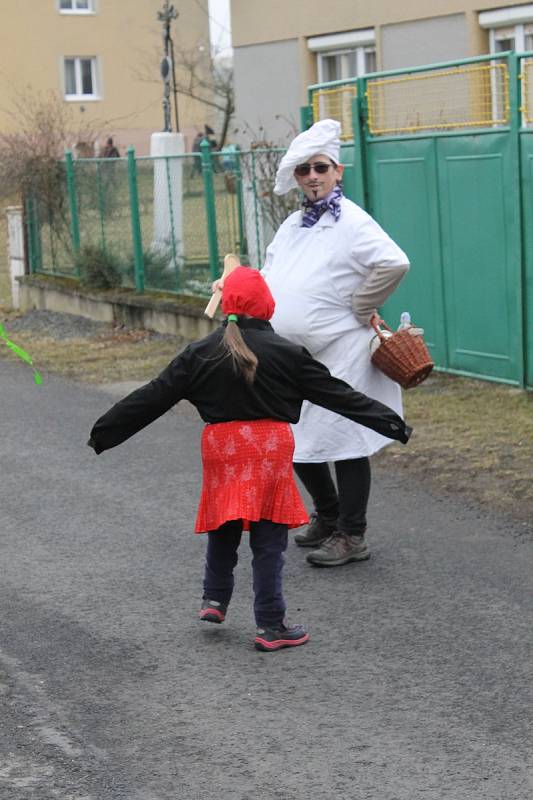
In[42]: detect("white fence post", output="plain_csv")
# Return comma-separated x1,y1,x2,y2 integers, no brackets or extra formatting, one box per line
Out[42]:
6,206,25,309
150,132,184,264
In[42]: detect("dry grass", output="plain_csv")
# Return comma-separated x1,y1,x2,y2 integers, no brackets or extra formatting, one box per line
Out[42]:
2,308,532,528
376,372,533,527
0,327,183,384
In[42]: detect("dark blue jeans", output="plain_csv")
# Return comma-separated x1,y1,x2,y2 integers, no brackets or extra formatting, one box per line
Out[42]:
203,519,288,628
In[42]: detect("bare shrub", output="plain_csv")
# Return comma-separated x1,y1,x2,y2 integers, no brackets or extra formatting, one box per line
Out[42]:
0,89,101,255
75,244,123,289
235,123,301,234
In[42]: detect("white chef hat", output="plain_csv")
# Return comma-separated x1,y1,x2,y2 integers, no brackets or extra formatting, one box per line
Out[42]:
274,118,341,196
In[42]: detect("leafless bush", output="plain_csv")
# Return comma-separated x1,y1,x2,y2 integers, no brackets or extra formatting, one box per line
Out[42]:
172,45,234,148
235,123,301,233
0,89,101,252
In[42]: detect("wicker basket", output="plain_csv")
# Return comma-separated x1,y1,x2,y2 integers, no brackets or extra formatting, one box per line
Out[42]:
370,317,434,389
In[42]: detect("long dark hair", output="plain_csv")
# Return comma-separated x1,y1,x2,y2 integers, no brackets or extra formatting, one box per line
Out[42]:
222,319,258,385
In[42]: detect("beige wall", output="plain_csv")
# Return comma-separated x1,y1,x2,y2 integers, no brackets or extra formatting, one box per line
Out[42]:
231,0,520,138
0,0,213,154
232,0,531,49
233,40,302,142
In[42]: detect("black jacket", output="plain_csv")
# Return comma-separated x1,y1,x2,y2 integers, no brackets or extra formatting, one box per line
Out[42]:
88,319,412,454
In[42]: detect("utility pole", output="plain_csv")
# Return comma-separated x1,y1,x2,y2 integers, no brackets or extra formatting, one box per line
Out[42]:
157,1,179,132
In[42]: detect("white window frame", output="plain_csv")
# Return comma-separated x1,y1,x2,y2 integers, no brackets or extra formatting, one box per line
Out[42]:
317,49,356,83
308,29,376,83
58,0,96,14
479,5,533,51
488,23,533,52
63,56,100,100
489,24,525,52
479,5,533,124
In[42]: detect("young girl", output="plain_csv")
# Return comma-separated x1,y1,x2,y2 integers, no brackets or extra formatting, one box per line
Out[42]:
88,267,411,652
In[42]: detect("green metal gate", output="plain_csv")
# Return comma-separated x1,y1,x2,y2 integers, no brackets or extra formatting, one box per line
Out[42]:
308,52,533,389
368,128,523,384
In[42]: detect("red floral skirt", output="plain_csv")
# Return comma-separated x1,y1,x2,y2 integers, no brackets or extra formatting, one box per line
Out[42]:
195,420,309,533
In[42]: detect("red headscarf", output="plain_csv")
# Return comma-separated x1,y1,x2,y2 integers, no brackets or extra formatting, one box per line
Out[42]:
221,266,275,321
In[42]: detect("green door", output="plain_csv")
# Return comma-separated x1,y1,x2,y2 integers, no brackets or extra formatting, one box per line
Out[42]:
437,133,522,383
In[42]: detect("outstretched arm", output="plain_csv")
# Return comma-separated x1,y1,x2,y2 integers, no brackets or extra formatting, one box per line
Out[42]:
297,349,412,443
88,350,191,454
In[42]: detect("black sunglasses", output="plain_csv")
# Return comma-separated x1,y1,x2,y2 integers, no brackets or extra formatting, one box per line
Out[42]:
294,161,335,177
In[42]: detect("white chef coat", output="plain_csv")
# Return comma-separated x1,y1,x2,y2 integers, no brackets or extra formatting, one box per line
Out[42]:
262,196,409,462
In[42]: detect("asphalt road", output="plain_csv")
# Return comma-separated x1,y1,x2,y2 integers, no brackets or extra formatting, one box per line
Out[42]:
1,359,532,800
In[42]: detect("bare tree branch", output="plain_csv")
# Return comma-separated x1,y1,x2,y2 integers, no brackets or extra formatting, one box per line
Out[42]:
131,42,234,147
0,89,105,254
233,121,301,232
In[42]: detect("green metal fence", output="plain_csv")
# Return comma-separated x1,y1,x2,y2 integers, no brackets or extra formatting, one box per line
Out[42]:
25,143,297,298
26,52,532,388
308,51,533,390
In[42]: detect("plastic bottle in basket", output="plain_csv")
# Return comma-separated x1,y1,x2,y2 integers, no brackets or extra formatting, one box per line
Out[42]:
398,311,412,331
398,310,424,337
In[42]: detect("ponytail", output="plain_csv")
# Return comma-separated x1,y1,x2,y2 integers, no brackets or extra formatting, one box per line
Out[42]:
222,317,258,385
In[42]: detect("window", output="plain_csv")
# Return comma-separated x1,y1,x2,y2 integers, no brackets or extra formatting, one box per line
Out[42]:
59,0,94,13
321,51,354,83
479,5,533,126
490,24,529,53
317,45,376,82
493,29,515,53
63,57,99,99
308,29,376,83
364,47,377,74
479,5,533,52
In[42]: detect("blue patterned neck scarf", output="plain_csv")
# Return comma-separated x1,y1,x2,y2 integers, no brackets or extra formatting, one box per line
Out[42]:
301,185,343,228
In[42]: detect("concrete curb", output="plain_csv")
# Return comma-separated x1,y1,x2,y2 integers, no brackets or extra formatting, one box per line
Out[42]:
17,275,220,340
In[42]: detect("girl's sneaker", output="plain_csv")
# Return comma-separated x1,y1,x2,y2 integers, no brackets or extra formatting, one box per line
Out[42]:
254,624,309,651
199,599,227,624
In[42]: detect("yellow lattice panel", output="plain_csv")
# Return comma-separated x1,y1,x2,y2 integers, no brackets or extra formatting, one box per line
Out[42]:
521,59,533,124
367,62,510,136
312,84,357,140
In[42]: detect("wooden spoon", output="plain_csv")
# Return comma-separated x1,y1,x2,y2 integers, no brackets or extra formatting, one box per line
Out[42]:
204,253,241,318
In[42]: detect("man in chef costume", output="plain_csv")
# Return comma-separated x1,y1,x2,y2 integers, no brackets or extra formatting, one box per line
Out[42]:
262,118,410,567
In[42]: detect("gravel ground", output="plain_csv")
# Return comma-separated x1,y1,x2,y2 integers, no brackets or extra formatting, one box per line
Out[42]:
3,310,180,342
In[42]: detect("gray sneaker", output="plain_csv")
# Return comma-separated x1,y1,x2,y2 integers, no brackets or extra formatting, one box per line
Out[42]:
294,512,337,547
306,531,370,567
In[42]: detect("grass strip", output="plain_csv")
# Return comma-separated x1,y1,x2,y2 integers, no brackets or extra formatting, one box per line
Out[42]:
1,321,532,528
